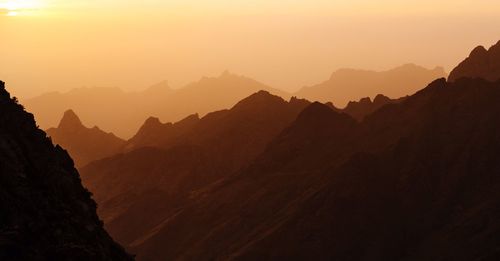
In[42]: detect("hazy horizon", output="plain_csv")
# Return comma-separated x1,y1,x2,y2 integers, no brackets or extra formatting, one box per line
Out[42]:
1,0,500,98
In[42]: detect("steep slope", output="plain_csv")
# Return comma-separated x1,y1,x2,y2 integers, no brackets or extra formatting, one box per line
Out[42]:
130,77,500,261
24,72,289,138
80,91,310,248
0,81,131,260
46,110,126,167
295,64,445,107
449,40,500,82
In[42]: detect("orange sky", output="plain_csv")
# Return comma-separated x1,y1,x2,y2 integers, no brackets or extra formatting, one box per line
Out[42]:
1,0,500,98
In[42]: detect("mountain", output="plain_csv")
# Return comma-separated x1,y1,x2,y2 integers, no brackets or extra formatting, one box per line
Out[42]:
80,91,310,249
295,64,446,107
24,72,289,138
125,77,500,261
46,110,126,167
342,94,406,121
79,42,500,260
0,81,131,260
448,40,500,82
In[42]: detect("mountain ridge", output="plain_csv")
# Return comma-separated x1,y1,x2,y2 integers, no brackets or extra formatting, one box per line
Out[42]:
0,81,132,260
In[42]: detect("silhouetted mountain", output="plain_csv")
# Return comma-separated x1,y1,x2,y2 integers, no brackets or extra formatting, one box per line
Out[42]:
0,81,131,260
80,91,310,249
122,77,500,260
24,72,289,138
46,110,126,167
77,42,500,260
124,114,200,152
449,40,500,82
343,94,406,121
295,64,445,107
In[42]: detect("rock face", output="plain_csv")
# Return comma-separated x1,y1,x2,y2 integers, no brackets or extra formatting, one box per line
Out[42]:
0,81,131,260
47,110,126,167
295,63,445,107
449,41,500,82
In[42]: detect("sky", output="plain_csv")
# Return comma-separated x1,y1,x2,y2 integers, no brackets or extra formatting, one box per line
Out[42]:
1,0,500,98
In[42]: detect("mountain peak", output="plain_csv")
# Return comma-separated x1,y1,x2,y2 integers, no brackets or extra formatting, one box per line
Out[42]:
470,45,488,58
449,40,500,82
58,109,84,130
232,90,285,111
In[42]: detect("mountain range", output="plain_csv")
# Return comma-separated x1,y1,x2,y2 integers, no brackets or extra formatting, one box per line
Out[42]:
47,93,401,168
71,41,500,260
5,40,499,260
24,72,287,138
295,63,445,107
0,81,131,260
24,65,442,139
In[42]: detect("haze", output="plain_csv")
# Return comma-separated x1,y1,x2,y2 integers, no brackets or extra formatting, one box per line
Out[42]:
1,0,500,98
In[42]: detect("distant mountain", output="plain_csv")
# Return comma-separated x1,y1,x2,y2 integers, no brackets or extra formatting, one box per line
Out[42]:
80,91,310,249
0,81,131,260
24,72,289,138
449,40,500,82
295,64,446,107
47,110,126,167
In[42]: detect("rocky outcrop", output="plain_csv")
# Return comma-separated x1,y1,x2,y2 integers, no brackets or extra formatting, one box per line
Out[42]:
0,81,132,260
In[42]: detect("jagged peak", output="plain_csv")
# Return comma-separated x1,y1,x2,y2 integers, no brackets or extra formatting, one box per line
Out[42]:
58,109,84,130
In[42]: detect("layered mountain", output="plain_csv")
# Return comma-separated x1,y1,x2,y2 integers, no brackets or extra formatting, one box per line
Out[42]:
80,91,310,247
76,42,500,260
0,81,131,260
24,72,288,138
449,40,500,82
124,77,500,261
46,110,126,167
295,63,446,107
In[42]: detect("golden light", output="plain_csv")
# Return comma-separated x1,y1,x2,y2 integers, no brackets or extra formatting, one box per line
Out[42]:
0,0,43,16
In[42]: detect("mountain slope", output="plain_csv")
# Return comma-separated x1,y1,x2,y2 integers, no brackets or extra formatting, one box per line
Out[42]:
80,91,310,248
130,77,500,261
0,81,131,260
449,40,500,82
47,110,126,167
25,72,288,138
295,64,445,107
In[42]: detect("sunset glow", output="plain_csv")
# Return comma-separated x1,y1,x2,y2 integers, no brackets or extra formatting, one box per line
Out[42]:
1,1,499,99
0,0,42,16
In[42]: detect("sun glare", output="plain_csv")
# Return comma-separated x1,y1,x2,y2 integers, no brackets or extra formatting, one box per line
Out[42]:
0,0,42,16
